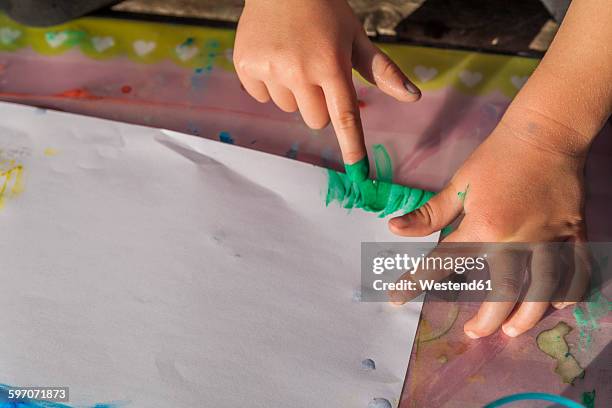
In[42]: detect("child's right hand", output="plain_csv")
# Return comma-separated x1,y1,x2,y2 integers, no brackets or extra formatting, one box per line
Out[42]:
233,0,421,165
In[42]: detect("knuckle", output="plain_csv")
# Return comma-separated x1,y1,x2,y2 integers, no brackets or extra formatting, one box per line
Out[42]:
495,276,522,297
416,202,438,231
375,55,399,79
335,110,360,131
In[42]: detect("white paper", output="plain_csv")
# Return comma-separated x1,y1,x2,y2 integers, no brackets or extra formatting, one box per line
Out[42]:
0,102,438,408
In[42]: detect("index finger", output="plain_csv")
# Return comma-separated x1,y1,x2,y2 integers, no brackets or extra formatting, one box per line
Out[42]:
322,77,368,169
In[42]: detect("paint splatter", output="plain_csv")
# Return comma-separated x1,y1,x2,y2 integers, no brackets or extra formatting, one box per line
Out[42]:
181,37,195,47
467,373,485,383
326,148,433,217
218,131,234,144
320,148,335,167
361,358,376,370
536,321,584,384
457,184,469,203
56,88,99,99
372,144,393,183
572,257,611,350
285,142,299,159
43,148,58,156
368,398,392,408
0,162,24,209
581,389,596,408
120,85,132,94
351,288,362,302
441,224,454,237
186,122,200,136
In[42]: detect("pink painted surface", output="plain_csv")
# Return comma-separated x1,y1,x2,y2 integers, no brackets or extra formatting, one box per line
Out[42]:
0,46,610,406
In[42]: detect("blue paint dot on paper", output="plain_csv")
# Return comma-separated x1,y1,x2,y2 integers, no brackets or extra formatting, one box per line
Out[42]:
285,142,299,159
352,288,362,302
368,398,392,408
187,122,200,136
194,67,204,75
361,358,376,370
219,131,234,144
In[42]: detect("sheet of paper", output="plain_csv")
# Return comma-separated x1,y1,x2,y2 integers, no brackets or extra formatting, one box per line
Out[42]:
0,102,438,407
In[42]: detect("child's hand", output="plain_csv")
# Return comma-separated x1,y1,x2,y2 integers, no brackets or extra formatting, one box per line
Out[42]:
388,107,590,338
234,0,421,164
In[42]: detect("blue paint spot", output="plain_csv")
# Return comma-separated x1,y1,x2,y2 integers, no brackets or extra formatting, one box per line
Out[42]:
190,74,205,90
368,398,392,408
194,67,204,75
352,288,362,302
285,142,299,159
361,358,376,370
181,37,195,47
321,148,336,167
219,131,234,144
186,122,200,136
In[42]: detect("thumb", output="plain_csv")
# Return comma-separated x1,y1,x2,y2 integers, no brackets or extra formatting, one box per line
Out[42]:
389,182,463,237
353,33,421,102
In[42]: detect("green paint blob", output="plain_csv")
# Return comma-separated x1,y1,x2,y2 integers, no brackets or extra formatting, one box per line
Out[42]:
326,169,434,217
572,256,612,350
373,144,393,183
330,145,434,217
581,390,596,408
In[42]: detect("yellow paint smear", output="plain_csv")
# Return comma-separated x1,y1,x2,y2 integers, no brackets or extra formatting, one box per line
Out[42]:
0,162,24,209
44,147,58,156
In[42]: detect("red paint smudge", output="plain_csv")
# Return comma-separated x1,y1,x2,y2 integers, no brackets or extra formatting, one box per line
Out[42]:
358,100,366,108
56,88,99,99
121,85,132,94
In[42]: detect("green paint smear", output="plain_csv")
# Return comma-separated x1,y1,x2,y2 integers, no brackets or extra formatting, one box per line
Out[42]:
581,390,596,408
441,224,454,237
373,144,393,183
457,184,470,203
572,256,612,350
328,146,434,217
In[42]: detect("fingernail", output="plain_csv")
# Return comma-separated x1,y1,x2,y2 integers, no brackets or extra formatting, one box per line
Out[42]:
389,217,409,228
502,326,519,337
465,330,480,339
404,81,420,95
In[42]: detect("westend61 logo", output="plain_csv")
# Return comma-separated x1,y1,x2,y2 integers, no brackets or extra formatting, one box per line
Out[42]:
372,253,487,275
367,250,493,295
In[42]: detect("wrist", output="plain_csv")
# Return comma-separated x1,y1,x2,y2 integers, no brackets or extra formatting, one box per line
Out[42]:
499,105,596,157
